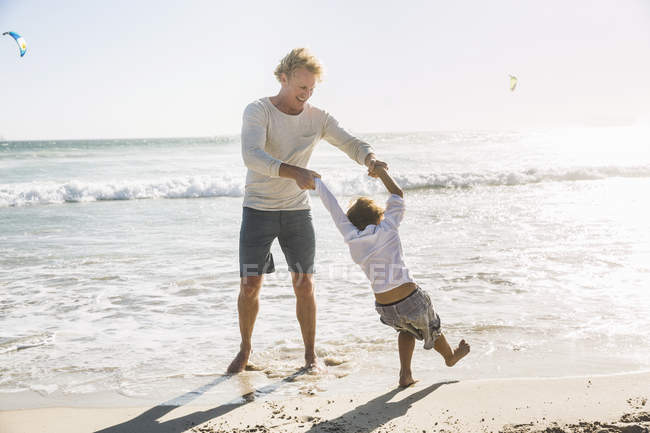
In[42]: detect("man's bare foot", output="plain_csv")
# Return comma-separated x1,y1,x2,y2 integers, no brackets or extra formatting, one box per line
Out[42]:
303,355,325,374
244,363,264,371
445,339,470,367
399,369,417,388
226,349,251,374
399,376,417,388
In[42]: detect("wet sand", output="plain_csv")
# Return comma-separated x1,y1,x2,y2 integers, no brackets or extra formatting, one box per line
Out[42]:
1,371,648,433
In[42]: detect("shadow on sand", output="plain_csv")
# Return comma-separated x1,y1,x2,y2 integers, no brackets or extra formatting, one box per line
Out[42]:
95,372,457,433
304,380,458,433
94,368,309,433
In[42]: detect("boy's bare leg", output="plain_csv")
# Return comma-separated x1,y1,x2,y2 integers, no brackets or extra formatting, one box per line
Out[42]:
433,334,470,367
227,275,263,374
291,272,319,369
398,331,417,387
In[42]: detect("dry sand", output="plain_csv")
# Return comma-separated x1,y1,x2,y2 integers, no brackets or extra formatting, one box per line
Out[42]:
1,371,648,433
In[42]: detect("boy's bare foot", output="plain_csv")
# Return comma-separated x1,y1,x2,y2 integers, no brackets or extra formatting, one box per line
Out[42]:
445,339,470,367
226,349,251,374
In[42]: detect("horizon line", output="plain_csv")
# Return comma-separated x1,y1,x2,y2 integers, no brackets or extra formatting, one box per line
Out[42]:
4,124,639,143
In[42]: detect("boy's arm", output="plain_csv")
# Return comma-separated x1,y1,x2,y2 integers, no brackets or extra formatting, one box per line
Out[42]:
372,166,406,228
314,179,358,238
373,166,403,197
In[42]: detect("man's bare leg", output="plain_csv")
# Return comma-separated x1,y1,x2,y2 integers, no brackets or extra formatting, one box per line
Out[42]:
291,272,318,369
226,275,263,374
433,334,470,367
398,331,417,387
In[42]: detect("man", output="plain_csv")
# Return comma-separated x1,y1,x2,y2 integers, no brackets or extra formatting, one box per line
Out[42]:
227,48,388,373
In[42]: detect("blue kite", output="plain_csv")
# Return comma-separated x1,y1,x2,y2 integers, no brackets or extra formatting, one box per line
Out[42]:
3,31,27,57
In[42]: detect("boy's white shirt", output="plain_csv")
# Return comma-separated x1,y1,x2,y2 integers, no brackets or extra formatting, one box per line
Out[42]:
314,178,415,294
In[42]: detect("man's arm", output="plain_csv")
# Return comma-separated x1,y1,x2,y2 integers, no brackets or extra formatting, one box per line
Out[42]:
242,103,320,189
241,103,284,177
322,114,389,172
279,163,321,190
373,166,403,198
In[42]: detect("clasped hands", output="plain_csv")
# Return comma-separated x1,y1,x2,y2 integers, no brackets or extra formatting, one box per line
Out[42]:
288,155,389,190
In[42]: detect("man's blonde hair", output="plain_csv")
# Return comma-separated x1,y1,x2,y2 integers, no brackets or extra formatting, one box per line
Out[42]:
274,48,324,82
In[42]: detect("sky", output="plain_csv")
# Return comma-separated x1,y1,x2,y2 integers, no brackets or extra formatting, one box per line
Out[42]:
1,0,649,140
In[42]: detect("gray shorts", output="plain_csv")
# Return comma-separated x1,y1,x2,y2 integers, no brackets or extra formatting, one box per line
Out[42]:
239,207,315,277
375,287,442,349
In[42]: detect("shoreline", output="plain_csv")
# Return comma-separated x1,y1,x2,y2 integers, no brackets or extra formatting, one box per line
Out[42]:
1,371,648,433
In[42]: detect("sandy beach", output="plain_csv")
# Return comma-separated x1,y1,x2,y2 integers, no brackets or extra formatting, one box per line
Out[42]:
1,371,648,433
4,2,650,432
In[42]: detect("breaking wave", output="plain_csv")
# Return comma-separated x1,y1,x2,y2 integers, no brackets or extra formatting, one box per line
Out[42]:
2,165,649,207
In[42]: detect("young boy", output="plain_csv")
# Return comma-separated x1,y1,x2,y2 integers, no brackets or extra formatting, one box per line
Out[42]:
314,166,470,387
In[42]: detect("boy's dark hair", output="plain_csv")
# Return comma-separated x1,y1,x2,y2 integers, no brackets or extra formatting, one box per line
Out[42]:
347,197,384,231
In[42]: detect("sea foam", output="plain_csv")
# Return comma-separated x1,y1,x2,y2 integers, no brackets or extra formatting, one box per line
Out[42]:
0,175,244,207
1,165,649,207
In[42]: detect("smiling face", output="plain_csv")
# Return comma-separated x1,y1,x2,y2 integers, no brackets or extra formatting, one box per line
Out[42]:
277,67,317,114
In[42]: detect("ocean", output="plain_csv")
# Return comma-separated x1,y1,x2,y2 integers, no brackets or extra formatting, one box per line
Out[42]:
1,128,649,408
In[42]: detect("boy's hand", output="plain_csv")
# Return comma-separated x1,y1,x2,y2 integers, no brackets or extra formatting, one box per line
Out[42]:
279,163,321,189
292,166,321,190
365,156,388,178
368,165,387,178
371,165,402,197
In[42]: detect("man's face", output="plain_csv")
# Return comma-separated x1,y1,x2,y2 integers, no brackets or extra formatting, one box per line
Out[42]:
281,67,316,111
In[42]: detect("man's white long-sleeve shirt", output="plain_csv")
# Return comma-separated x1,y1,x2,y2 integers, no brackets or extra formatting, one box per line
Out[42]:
241,97,374,210
314,178,415,294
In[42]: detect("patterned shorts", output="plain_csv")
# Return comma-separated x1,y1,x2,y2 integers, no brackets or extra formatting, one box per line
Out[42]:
375,287,442,349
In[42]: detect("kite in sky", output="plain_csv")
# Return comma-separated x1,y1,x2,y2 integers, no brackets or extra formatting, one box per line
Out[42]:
509,74,518,91
3,31,27,57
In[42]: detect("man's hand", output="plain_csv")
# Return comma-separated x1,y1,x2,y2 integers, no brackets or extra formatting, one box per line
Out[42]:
279,163,321,190
294,167,321,190
364,153,388,177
